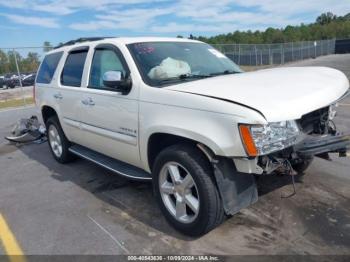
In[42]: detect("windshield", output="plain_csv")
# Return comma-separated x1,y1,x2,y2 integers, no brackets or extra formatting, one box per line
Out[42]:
127,42,242,87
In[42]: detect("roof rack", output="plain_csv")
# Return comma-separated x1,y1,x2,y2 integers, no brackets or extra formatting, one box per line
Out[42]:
54,37,114,49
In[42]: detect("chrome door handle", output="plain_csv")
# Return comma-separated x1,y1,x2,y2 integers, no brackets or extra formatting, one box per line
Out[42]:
81,99,89,105
53,93,63,99
87,98,95,106
81,98,95,106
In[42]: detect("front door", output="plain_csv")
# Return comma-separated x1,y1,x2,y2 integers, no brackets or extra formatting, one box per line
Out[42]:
79,44,141,168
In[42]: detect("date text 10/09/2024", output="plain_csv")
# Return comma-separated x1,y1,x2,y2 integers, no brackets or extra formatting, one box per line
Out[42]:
127,256,220,261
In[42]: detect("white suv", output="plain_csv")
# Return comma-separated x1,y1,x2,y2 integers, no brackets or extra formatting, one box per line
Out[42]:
35,37,350,236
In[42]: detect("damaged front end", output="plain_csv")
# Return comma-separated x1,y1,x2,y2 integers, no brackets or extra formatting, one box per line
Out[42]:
257,103,350,176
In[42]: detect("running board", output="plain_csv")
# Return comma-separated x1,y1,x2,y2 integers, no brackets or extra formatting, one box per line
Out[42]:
69,145,152,181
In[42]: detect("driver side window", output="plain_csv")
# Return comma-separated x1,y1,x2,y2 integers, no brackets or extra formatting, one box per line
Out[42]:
89,49,127,89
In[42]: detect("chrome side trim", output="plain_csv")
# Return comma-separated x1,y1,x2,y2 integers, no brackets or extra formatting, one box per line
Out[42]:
63,117,80,129
80,122,137,146
68,147,152,181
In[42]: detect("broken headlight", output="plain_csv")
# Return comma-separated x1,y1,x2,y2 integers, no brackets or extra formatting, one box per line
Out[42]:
329,103,338,120
240,121,300,156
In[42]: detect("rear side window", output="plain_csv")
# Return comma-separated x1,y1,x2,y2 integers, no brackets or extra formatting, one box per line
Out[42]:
61,51,88,87
36,52,63,84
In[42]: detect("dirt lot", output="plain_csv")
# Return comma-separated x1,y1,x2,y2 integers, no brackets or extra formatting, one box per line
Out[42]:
0,54,349,256
0,86,32,101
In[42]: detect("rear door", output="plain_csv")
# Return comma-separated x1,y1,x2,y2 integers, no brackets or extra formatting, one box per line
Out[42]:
79,44,141,168
55,47,89,145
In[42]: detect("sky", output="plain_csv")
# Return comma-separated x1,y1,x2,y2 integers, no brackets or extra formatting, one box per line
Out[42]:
0,0,349,48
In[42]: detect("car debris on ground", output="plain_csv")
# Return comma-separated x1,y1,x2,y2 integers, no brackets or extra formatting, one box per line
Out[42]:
5,115,46,144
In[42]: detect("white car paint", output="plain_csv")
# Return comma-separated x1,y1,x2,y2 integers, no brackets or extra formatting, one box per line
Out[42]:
36,37,349,174
167,66,349,122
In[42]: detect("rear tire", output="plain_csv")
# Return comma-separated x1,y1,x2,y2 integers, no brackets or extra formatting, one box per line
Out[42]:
46,116,75,164
153,144,224,236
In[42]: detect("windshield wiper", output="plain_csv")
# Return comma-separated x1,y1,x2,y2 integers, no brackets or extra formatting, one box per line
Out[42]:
180,73,212,79
209,70,241,76
157,73,211,83
156,71,240,85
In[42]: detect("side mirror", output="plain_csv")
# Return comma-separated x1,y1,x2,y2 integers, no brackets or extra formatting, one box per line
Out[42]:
102,70,132,94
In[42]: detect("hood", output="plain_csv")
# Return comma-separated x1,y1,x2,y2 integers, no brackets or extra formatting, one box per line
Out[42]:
166,67,349,122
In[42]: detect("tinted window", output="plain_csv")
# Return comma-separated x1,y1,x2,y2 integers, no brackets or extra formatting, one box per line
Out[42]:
36,52,63,84
61,51,88,87
89,49,127,89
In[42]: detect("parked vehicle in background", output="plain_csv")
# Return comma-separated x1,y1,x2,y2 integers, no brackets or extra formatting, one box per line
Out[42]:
35,37,350,236
0,76,5,89
22,73,36,86
5,77,19,89
3,73,19,88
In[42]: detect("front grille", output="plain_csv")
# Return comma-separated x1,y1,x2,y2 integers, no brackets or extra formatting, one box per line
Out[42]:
299,106,330,134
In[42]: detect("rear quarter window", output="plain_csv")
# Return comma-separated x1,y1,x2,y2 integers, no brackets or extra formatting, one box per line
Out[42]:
36,52,63,84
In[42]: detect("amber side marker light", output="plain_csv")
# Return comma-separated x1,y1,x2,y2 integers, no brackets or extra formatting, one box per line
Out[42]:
239,125,258,157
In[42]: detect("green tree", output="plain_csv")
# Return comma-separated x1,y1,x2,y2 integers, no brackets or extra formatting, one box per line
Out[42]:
0,50,9,75
316,12,337,25
22,52,40,72
193,12,350,44
6,51,22,73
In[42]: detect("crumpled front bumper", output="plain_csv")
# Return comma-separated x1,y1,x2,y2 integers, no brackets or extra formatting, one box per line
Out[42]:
295,132,350,157
233,131,350,175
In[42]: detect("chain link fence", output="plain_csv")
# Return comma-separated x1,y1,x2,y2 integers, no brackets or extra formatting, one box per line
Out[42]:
0,40,337,108
0,39,337,80
213,39,336,66
0,40,337,86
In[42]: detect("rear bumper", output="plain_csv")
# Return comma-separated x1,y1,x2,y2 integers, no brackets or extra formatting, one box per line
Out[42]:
295,132,350,157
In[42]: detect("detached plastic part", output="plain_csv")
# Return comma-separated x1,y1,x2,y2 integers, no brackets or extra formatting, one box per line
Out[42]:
212,156,258,215
295,132,350,158
5,116,46,143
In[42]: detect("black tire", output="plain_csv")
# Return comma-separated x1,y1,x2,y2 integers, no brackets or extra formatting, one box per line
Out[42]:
292,157,314,174
46,116,75,164
153,144,224,236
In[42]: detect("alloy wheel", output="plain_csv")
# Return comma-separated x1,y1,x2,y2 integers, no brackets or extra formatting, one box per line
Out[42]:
48,125,63,158
159,162,200,224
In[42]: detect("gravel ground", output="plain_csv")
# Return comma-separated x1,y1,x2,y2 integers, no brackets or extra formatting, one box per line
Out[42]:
0,54,349,256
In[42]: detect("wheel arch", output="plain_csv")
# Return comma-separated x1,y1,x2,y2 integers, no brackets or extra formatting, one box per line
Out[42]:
146,131,259,219
146,131,218,172
41,105,58,124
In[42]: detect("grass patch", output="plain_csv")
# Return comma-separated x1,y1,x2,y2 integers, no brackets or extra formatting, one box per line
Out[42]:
0,97,34,110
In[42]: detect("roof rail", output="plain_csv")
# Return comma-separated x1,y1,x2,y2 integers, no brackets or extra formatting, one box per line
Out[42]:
54,37,114,49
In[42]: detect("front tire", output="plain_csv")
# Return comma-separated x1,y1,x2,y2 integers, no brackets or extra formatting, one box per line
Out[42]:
46,116,75,164
153,144,224,236
292,157,314,174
